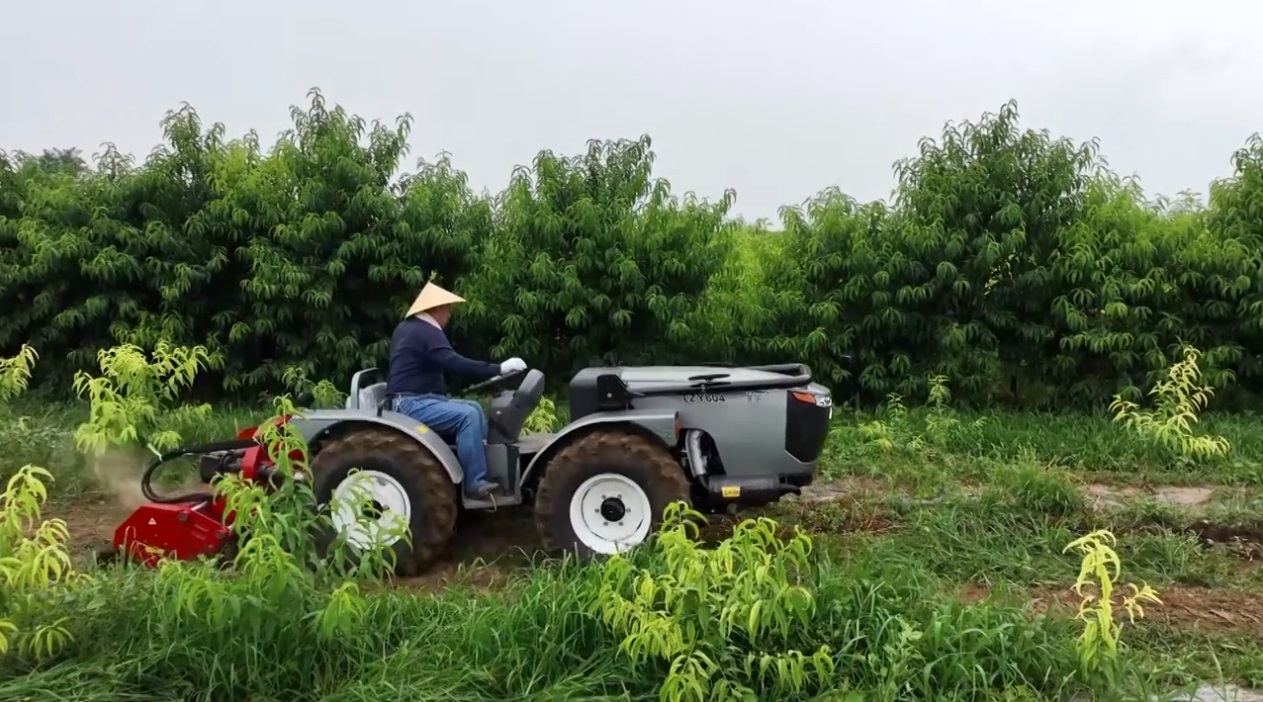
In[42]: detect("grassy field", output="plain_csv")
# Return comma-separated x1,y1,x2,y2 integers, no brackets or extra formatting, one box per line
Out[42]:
2,388,1262,701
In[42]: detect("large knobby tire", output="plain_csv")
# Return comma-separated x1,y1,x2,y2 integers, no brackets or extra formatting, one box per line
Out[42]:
534,428,690,558
310,426,458,576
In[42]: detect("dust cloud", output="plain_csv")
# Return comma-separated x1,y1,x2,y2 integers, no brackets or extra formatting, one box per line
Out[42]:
89,450,202,510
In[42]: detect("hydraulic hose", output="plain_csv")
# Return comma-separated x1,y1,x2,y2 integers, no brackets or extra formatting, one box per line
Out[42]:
140,438,260,504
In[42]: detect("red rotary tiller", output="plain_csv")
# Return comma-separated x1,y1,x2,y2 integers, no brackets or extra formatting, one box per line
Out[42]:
108,420,302,567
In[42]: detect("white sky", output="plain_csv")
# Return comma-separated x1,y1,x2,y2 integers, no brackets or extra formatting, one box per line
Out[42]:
3,0,1261,222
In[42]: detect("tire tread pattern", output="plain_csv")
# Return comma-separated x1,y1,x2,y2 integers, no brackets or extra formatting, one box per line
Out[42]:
311,427,457,576
534,428,690,554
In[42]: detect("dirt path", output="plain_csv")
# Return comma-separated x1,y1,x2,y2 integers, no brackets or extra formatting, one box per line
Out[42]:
51,495,136,566
47,477,1263,558
44,476,1263,591
46,494,546,587
956,583,1263,640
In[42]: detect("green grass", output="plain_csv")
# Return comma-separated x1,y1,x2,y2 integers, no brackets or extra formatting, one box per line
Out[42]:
2,397,1262,700
0,554,1102,702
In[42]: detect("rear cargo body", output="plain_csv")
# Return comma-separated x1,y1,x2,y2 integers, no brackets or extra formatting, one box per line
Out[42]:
567,364,832,483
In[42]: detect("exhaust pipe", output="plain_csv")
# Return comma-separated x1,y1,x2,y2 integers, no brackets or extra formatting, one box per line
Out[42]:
685,429,708,479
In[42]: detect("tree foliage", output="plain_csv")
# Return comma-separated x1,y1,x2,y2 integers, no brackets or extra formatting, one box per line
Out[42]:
2,91,1262,409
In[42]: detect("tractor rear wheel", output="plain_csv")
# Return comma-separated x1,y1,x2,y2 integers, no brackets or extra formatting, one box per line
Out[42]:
310,426,457,576
534,428,690,558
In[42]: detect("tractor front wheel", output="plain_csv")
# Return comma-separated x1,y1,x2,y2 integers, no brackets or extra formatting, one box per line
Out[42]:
534,428,690,557
310,426,458,576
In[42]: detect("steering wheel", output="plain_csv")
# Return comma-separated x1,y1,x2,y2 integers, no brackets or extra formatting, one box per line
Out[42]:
457,368,527,395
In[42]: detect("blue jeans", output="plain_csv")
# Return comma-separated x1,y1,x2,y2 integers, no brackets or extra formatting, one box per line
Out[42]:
392,394,491,495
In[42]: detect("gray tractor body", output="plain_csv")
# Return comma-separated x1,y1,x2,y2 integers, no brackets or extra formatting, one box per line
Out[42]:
290,363,831,512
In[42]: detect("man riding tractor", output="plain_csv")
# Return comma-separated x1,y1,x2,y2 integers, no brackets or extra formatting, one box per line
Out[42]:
386,281,527,499
105,279,833,574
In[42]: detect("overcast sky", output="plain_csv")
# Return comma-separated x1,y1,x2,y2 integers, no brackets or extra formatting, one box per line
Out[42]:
3,0,1261,222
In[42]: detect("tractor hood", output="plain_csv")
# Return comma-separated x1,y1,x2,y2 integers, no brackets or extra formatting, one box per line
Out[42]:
616,365,806,390
568,363,818,403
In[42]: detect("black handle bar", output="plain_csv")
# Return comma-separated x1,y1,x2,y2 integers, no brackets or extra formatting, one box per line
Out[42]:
457,368,527,395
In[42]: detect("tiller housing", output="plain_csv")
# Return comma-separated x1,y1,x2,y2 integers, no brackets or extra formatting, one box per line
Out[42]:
109,424,290,567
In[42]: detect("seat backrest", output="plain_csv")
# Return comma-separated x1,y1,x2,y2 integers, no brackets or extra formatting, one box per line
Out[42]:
358,382,388,412
488,370,546,443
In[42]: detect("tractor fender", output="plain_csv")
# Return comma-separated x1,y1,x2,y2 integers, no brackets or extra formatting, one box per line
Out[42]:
520,409,679,486
287,411,465,484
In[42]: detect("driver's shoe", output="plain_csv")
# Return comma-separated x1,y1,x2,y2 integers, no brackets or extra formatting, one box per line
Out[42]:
465,480,503,499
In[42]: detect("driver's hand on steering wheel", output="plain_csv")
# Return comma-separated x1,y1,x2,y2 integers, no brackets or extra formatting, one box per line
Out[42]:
500,357,527,374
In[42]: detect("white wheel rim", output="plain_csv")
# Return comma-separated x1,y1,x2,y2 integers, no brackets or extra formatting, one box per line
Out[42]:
568,473,652,555
330,470,412,551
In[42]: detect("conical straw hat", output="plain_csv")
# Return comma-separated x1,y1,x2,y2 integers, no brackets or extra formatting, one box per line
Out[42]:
406,282,466,318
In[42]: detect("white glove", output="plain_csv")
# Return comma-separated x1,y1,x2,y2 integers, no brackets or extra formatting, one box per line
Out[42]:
500,357,527,374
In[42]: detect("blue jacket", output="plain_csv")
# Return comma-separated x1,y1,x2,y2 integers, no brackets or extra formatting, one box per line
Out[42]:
386,317,499,397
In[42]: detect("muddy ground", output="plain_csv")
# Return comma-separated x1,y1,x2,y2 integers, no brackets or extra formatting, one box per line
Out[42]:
45,477,1263,630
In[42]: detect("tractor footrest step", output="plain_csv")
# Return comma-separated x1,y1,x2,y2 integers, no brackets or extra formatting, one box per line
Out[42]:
462,493,524,510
